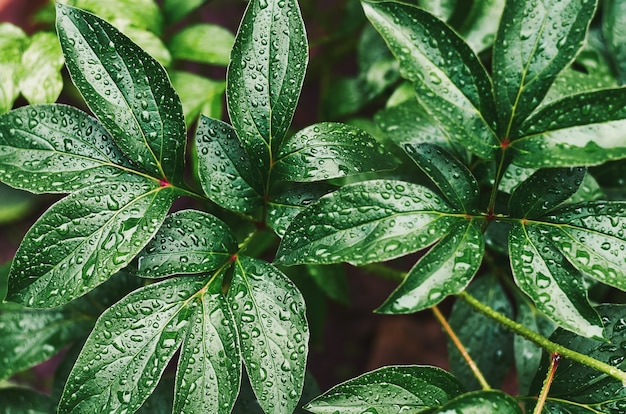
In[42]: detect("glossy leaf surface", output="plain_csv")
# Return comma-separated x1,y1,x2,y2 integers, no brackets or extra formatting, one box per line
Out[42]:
19,32,64,105
362,0,498,159
305,365,465,413
228,257,309,414
169,24,234,66
432,390,521,413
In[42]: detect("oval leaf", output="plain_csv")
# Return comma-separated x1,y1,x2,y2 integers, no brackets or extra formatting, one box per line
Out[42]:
169,24,235,66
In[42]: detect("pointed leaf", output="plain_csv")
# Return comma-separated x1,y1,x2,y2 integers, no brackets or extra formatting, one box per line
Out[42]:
433,390,521,413
228,257,309,414
273,122,397,182
276,180,460,266
0,104,132,194
494,0,598,136
18,32,64,105
362,0,498,159
56,4,186,182
304,365,465,414
508,167,586,218
133,209,237,278
7,175,176,307
227,0,307,170
58,277,201,414
378,219,483,314
169,24,235,66
513,89,626,167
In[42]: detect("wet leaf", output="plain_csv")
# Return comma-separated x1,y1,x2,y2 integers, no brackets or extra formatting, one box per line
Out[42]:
276,180,460,266
119,26,171,67
378,219,483,314
136,377,174,414
18,32,64,105
0,23,27,114
227,0,307,170
169,24,235,66
228,257,309,414
432,390,521,413
493,0,597,136
171,71,225,126
304,365,465,413
133,209,237,278
0,388,56,413
56,4,186,183
603,0,626,84
362,0,499,159
7,175,176,307
58,277,201,414
195,116,263,214
566,172,604,204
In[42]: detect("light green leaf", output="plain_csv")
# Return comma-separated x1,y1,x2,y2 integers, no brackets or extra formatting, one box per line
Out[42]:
58,277,201,414
0,388,56,413
169,24,235,66
227,0,308,170
305,365,464,413
276,180,461,266
0,23,27,113
58,0,163,34
163,0,206,24
133,210,237,278
362,0,499,159
433,390,522,413
378,219,483,314
19,31,64,105
228,257,309,414
56,4,186,183
7,175,176,308
171,71,225,126
493,0,598,137
120,26,171,67
274,123,397,182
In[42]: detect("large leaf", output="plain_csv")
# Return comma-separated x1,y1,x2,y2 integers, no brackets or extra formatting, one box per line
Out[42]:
56,4,186,182
227,257,309,414
168,24,235,66
7,175,176,308
227,0,307,170
276,180,460,266
0,23,27,114
58,277,201,414
493,0,598,136
0,104,131,194
362,0,499,159
304,365,465,413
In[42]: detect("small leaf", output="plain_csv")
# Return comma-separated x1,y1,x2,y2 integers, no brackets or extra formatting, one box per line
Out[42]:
378,219,483,314
18,31,64,105
58,277,201,414
304,365,465,413
169,24,235,66
276,180,460,266
0,388,56,413
171,71,225,126
227,0,307,170
433,390,522,413
133,209,237,278
163,0,205,24
228,257,309,414
0,23,27,113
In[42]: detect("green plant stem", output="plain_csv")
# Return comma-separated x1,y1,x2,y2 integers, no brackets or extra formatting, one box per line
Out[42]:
432,305,491,391
459,291,626,384
533,352,560,414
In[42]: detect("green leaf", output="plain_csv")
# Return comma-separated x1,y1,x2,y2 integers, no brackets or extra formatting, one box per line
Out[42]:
378,219,483,314
19,32,64,105
448,275,514,390
304,365,465,413
512,89,626,167
171,71,225,126
274,123,397,182
508,167,586,218
120,26,171,67
493,0,598,136
0,104,132,194
0,261,9,301
163,0,206,24
59,0,163,34
195,116,263,214
7,176,176,307
566,172,604,204
0,23,27,114
133,209,237,278
603,0,626,83
227,0,308,170
56,4,186,182
362,0,499,159
276,180,460,266
432,390,522,413
174,284,241,414
0,388,56,413
58,277,201,414
0,184,35,224
228,256,309,414
404,143,479,213
456,0,505,53
169,24,235,66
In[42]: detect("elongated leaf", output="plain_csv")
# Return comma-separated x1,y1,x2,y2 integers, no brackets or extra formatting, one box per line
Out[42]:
494,0,597,136
134,210,237,278
228,257,309,414
603,0,626,83
169,24,234,66
513,89,626,167
227,0,307,170
56,4,186,182
508,167,586,218
362,0,498,159
7,175,176,307
378,219,483,313
274,122,397,182
19,32,64,105
276,180,460,266
196,116,263,214
0,104,131,194
171,71,225,126
508,221,603,339
404,143,479,213
433,390,521,413
0,388,56,413
59,277,201,414
305,365,464,413
0,23,27,113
